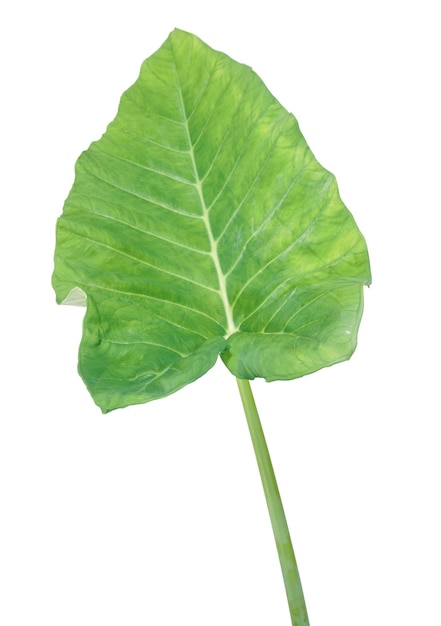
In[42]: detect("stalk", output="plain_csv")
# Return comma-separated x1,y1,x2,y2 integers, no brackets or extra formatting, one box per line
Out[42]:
236,378,309,626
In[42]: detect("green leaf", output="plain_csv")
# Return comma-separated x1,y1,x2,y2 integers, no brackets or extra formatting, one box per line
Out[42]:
53,28,371,413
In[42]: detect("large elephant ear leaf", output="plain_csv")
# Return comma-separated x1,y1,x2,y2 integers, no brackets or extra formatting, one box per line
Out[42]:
52,28,371,413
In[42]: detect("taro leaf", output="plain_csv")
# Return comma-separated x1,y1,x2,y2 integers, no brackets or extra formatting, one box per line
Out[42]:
53,29,371,413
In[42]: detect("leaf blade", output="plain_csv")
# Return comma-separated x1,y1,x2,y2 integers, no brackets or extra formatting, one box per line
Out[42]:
53,29,371,411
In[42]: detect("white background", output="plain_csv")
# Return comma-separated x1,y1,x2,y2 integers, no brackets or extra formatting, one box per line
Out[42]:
1,1,440,625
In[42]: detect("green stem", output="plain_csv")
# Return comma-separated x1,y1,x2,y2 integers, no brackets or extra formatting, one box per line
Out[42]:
236,378,310,626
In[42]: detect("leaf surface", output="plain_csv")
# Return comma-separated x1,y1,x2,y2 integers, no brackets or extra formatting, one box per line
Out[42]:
53,29,371,412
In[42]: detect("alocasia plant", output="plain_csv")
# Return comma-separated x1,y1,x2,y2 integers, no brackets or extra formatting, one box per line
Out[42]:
53,29,370,625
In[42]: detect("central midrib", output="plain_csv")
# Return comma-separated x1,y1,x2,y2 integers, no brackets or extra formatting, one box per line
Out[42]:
190,148,238,338
173,62,238,338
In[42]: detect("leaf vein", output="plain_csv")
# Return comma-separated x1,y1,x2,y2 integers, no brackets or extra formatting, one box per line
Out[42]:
93,149,196,185
239,280,297,328
68,203,211,256
215,113,291,243
84,168,201,219
170,39,237,336
280,289,337,332
192,73,236,148
101,338,186,357
226,157,314,276
201,89,274,187
115,129,190,154
72,233,220,294
231,196,330,308
78,283,226,329
187,57,220,120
